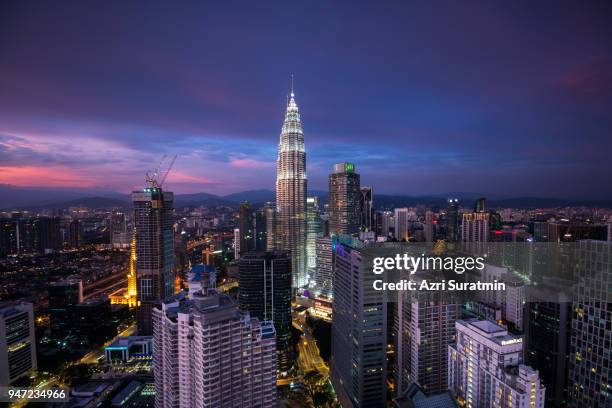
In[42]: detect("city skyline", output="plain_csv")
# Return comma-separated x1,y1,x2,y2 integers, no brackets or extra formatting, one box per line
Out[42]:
2,2,612,199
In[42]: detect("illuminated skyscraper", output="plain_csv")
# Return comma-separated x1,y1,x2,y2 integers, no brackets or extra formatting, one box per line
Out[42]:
275,85,307,288
446,198,459,242
329,162,360,236
306,196,322,281
132,186,175,335
0,302,37,385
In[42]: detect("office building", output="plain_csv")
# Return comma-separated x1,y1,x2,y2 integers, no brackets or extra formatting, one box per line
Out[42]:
359,187,373,232
568,240,612,407
263,202,278,251
448,319,545,408
446,199,459,242
314,235,333,298
394,208,416,241
152,291,277,408
233,228,240,260
69,219,83,248
331,236,387,407
276,86,308,288
48,277,83,338
255,206,268,251
238,251,293,373
328,163,361,236
424,210,434,243
34,216,61,253
132,186,175,335
238,201,255,255
0,302,37,386
306,196,322,281
525,286,572,408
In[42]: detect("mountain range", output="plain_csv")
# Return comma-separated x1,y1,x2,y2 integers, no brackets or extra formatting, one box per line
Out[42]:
1,184,611,211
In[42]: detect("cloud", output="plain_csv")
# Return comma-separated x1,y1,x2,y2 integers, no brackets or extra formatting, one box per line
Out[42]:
229,157,273,169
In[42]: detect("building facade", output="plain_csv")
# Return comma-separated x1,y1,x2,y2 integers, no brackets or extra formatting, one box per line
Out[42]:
328,163,361,236
448,319,545,408
331,237,387,407
0,302,37,386
132,186,175,335
275,89,308,288
153,291,277,408
238,251,293,373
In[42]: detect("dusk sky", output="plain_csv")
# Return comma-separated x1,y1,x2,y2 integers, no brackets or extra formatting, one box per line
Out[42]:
1,1,612,198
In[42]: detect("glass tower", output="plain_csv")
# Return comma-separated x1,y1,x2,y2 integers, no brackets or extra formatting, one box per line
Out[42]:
275,87,307,288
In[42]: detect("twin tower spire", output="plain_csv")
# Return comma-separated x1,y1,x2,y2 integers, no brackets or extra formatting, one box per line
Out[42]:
275,76,308,288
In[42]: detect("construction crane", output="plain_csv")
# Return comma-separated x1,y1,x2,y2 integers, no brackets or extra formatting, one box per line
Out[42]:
145,154,177,188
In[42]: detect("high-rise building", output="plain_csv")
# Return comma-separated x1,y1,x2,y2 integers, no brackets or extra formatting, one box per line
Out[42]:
328,162,361,236
275,87,307,288
48,278,83,338
0,302,37,386
461,212,490,243
448,319,546,408
110,211,129,247
69,219,82,248
238,201,255,255
238,251,293,373
359,187,373,232
526,287,572,408
306,196,322,282
263,202,278,251
132,186,175,335
34,216,61,253
380,211,394,239
394,208,415,241
568,240,612,407
424,210,434,243
396,275,460,394
314,235,333,298
331,236,387,407
474,197,486,213
446,199,459,242
0,219,18,257
153,291,277,408
255,207,268,251
233,228,240,260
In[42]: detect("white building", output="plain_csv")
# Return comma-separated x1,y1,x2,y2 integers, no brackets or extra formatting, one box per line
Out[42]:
448,319,545,408
0,302,37,385
152,291,277,408
394,208,416,241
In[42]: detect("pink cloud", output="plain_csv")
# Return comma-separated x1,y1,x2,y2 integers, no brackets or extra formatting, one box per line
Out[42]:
229,157,273,169
0,166,96,188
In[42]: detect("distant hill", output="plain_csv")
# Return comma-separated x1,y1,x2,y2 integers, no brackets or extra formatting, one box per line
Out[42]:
2,185,612,211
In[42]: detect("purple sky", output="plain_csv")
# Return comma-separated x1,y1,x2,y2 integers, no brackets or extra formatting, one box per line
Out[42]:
1,1,611,198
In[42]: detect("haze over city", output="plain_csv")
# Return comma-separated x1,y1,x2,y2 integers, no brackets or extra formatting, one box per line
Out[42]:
1,1,612,198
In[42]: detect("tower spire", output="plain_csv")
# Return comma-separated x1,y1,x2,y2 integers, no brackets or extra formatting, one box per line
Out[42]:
290,74,294,98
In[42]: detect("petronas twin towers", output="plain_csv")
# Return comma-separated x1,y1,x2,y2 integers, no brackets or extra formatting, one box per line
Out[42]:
275,87,308,288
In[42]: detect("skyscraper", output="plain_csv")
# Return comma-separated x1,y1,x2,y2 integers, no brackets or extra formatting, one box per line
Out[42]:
238,201,255,255
238,251,293,373
331,236,387,407
359,187,373,232
328,162,361,236
568,240,612,407
132,186,175,335
306,196,322,282
396,275,460,394
275,86,307,288
0,302,37,386
153,291,277,408
394,208,415,242
446,199,459,242
314,235,333,298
